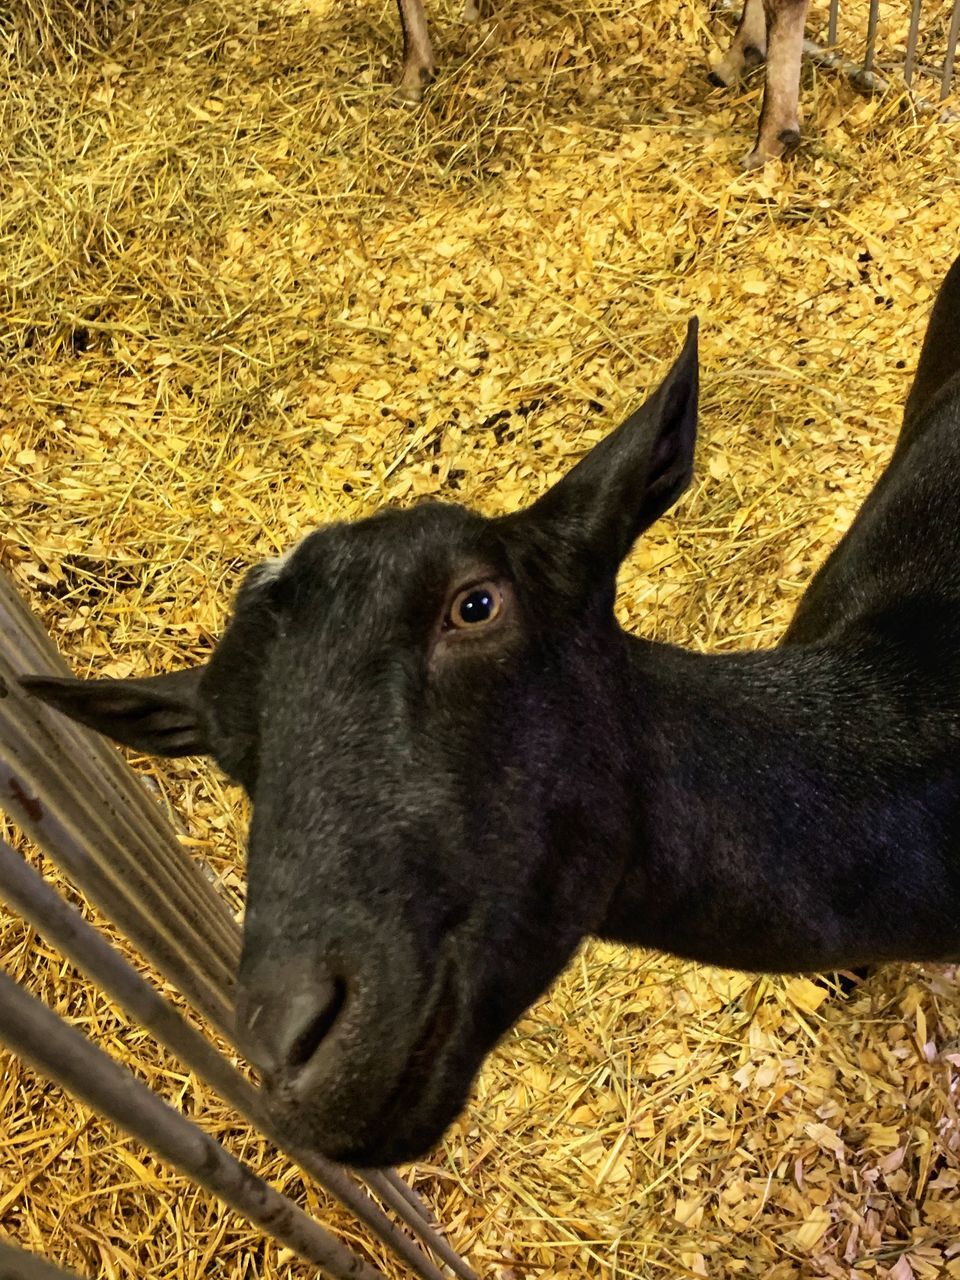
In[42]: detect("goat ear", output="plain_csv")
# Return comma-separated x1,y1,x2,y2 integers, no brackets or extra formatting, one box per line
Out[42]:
901,254,960,439
20,667,208,757
510,320,699,573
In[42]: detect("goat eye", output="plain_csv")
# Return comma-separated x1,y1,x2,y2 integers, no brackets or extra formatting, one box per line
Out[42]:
448,582,503,630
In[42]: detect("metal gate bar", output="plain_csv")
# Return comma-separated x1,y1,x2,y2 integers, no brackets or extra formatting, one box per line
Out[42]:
0,575,239,1032
863,0,880,74
904,0,924,86
943,0,960,99
0,969,384,1280
0,1240,84,1280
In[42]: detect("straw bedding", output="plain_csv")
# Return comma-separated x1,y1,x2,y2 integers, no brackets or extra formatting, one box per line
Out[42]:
2,0,960,1274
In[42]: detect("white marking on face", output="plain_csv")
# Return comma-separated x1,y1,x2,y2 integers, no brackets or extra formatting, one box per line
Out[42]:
249,536,306,588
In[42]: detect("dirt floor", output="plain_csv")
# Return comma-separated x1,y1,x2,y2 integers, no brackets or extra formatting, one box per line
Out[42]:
2,0,960,1275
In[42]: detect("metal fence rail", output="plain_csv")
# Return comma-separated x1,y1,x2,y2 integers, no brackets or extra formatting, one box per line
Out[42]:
0,566,475,1280
719,0,960,114
849,0,960,104
0,967,384,1280
0,1240,84,1280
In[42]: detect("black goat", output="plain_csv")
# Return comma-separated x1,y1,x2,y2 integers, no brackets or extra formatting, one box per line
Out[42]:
24,253,960,1168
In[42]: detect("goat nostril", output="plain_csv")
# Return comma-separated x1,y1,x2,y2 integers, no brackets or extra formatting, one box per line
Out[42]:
283,975,348,1072
239,970,349,1079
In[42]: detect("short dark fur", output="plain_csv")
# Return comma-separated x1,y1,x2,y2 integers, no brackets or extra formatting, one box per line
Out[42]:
24,256,960,1167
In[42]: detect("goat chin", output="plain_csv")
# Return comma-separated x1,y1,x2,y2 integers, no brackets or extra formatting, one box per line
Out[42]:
267,1046,473,1168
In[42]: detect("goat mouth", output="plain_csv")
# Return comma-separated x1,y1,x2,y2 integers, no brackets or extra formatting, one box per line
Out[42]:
380,964,459,1121
326,965,461,1166
264,963,462,1166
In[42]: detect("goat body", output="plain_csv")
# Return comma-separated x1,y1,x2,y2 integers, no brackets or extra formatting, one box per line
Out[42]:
24,254,960,1167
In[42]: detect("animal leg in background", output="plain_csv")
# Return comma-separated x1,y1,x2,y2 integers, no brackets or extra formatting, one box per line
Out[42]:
710,0,768,87
742,0,809,168
396,0,436,102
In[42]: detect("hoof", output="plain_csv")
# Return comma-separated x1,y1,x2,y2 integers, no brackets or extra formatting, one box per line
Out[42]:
395,68,434,104
740,128,801,169
708,69,729,89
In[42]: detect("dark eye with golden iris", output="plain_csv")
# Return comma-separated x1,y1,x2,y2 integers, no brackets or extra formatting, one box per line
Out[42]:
447,582,503,630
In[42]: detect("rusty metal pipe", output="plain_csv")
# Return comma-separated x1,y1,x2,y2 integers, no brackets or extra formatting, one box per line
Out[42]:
0,968,385,1280
943,0,960,99
863,0,880,73
0,1240,85,1280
